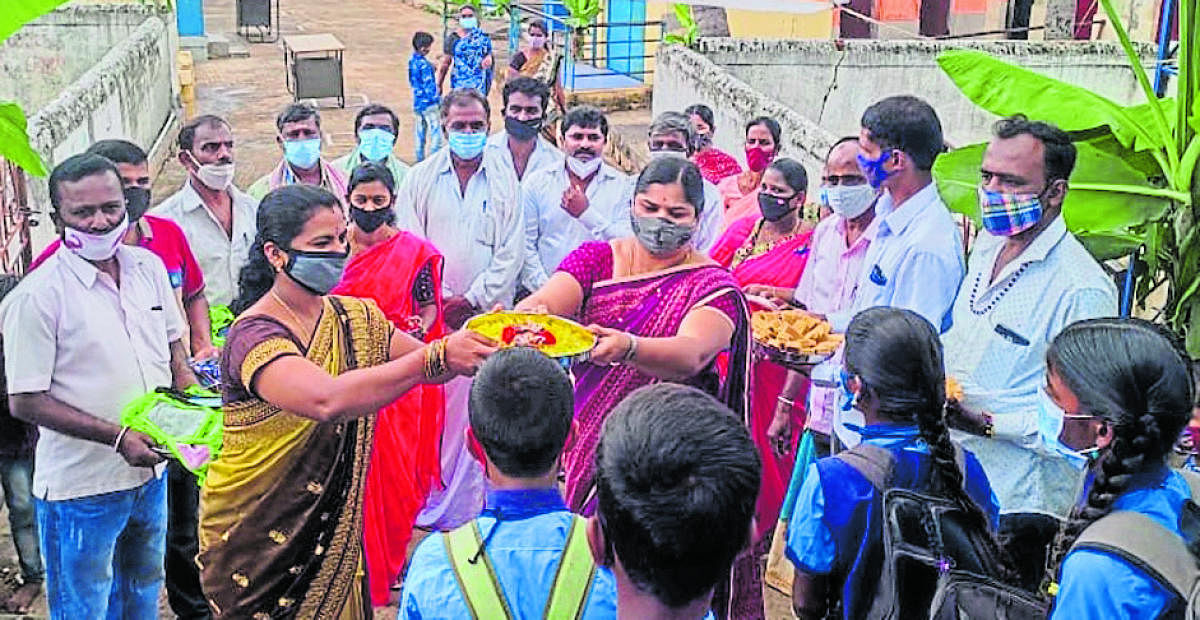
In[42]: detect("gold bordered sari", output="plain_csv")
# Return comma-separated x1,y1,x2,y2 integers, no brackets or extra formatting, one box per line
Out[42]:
199,295,392,619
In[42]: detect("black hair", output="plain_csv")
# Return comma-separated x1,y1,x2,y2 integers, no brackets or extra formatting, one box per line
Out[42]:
993,114,1077,184
527,18,548,35
440,87,491,119
861,96,944,171
468,348,574,477
594,383,760,608
178,114,231,152
231,185,342,315
48,153,121,212
684,104,715,132
413,31,434,50
634,156,706,217
1043,318,1194,586
502,76,551,112
85,139,147,166
0,274,19,302
745,116,782,147
275,102,321,132
844,306,1006,574
767,157,807,195
354,104,400,136
561,105,609,138
347,161,396,198
825,135,861,161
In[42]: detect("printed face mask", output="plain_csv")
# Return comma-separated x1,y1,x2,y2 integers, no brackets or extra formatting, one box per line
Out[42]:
505,116,542,142
757,192,795,222
63,214,129,261
283,138,322,170
630,213,695,255
284,249,348,295
822,183,876,219
349,206,393,233
123,187,152,222
857,150,893,190
448,132,487,160
978,187,1043,237
358,128,396,162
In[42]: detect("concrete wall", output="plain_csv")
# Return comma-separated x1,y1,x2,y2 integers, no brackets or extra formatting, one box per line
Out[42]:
16,7,179,251
690,38,1159,147
653,44,837,195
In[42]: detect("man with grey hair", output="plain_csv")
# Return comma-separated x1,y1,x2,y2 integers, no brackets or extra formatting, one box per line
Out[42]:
627,111,725,251
248,102,348,201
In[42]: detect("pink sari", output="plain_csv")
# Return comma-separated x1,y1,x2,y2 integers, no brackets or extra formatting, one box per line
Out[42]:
717,173,763,227
711,216,813,541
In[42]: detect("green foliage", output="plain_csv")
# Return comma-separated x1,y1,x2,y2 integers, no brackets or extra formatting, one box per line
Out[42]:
935,0,1200,355
664,3,698,47
0,0,70,177
562,0,601,29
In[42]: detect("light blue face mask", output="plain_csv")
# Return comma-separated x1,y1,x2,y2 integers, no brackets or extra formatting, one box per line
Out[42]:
1036,396,1099,470
460,16,479,29
448,131,487,160
283,138,322,169
358,128,396,162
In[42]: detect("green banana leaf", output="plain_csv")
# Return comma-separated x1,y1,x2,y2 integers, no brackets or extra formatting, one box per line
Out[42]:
0,102,46,177
937,49,1162,153
933,141,1170,260
0,0,70,44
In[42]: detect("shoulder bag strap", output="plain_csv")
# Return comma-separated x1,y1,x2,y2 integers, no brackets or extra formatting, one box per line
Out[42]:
326,296,359,371
543,515,598,620
443,521,513,620
833,443,896,490
1071,510,1198,599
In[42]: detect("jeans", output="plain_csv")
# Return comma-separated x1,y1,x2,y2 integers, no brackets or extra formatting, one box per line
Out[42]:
0,456,43,583
165,461,210,619
414,106,443,162
36,472,167,620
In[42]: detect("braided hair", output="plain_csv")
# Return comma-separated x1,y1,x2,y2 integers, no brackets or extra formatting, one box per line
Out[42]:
1042,318,1195,588
844,307,1009,571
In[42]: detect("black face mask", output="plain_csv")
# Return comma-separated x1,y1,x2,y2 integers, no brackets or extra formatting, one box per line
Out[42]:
505,115,542,141
349,206,394,233
758,192,795,222
123,187,152,222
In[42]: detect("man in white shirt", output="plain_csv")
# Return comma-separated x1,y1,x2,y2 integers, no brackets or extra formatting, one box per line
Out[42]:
944,116,1117,520
2,154,196,618
154,114,259,308
521,105,630,291
631,112,724,252
486,76,564,182
396,88,523,530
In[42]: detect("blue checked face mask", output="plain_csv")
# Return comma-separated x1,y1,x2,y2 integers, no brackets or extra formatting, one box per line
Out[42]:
358,128,396,162
978,186,1043,237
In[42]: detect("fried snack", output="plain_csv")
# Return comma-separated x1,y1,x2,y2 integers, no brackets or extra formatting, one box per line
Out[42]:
751,310,842,355
946,376,965,402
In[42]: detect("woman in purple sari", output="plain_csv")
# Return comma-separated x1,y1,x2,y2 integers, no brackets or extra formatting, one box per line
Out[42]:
517,157,757,618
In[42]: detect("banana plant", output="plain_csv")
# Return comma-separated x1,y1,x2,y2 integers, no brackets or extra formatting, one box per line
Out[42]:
562,0,602,29
933,0,1200,354
664,3,699,47
0,0,73,177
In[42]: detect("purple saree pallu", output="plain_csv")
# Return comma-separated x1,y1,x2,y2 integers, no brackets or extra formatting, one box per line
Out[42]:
563,263,752,514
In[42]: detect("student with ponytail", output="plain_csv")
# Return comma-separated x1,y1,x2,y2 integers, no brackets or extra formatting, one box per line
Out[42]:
1044,318,1195,619
786,306,1000,619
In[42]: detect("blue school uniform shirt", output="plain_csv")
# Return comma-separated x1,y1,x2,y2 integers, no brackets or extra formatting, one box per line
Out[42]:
1050,467,1190,620
399,487,617,619
785,424,999,619
408,53,440,112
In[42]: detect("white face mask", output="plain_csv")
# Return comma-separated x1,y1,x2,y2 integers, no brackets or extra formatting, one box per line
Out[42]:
566,155,602,178
62,214,129,261
187,151,235,191
821,183,876,219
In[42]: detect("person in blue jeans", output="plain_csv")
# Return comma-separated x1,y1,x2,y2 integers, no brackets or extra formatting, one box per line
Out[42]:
1043,318,1195,619
400,347,616,619
786,307,1000,619
409,31,442,162
590,383,761,620
0,274,44,615
1,154,197,619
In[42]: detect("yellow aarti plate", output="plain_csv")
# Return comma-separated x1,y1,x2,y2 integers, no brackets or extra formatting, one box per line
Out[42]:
465,312,597,361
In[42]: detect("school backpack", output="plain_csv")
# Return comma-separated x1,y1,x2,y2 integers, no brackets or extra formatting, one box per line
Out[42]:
1054,469,1200,620
833,443,1047,620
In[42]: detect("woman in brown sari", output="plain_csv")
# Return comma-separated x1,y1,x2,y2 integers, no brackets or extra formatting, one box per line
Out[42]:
198,185,495,619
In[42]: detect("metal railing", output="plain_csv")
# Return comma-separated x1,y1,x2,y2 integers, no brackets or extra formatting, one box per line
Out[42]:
0,158,33,276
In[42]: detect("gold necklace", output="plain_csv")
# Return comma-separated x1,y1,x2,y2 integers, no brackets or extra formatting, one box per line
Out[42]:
270,289,310,333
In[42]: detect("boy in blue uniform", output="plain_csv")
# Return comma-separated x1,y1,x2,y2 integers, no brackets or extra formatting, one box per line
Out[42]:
408,31,443,162
399,348,616,619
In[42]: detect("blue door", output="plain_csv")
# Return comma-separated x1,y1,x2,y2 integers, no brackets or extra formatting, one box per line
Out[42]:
543,0,569,31
606,0,645,79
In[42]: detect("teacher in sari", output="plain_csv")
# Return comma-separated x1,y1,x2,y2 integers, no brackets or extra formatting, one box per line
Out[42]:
199,185,495,619
517,156,759,618
330,163,445,607
710,157,813,543
717,116,781,226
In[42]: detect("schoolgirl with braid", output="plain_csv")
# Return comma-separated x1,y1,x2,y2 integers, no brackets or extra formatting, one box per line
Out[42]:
1044,318,1195,619
785,307,1001,619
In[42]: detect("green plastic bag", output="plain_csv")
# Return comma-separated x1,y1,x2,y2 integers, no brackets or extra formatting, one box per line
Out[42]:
120,386,223,485
210,305,235,348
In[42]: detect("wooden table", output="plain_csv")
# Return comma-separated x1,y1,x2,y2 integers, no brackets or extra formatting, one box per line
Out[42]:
282,33,346,107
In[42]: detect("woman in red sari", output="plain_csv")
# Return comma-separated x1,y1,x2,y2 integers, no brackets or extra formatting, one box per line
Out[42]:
711,158,813,545
686,104,742,185
717,116,781,226
330,163,445,606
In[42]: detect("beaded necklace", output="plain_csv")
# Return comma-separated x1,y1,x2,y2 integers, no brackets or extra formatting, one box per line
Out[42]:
968,261,1030,316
